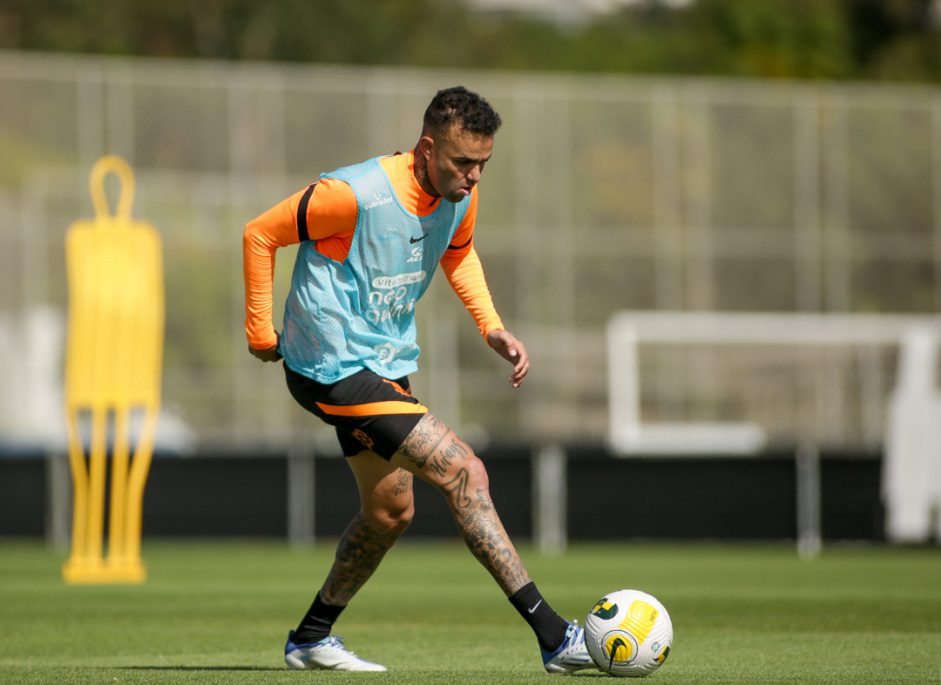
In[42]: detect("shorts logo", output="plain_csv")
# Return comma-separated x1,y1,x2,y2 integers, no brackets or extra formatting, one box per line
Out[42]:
381,379,412,397
351,429,374,450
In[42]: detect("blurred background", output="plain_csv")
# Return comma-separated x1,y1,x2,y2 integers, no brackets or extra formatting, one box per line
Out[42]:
2,0,940,547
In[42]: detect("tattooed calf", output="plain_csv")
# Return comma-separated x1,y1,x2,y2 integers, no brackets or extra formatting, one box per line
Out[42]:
321,512,400,605
453,489,530,595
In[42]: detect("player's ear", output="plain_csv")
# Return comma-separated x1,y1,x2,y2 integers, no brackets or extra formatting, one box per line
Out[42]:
419,135,435,160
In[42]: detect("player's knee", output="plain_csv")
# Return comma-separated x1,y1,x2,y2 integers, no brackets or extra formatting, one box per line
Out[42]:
460,453,491,491
434,454,492,512
389,500,415,533
366,500,414,535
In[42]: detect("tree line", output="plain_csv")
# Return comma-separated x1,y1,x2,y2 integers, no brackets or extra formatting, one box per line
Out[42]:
1,0,940,81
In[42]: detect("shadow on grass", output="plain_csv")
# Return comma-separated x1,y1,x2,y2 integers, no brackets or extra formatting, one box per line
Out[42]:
116,666,283,672
112,666,611,676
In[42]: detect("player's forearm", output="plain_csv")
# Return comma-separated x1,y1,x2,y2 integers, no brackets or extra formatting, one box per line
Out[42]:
242,194,305,348
242,220,281,349
441,247,504,341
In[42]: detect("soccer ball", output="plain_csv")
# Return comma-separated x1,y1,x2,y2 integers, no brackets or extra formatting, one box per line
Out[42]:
584,589,673,677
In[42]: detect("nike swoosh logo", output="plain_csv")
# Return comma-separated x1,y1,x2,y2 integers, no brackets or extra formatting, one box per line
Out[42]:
410,234,427,243
527,600,543,614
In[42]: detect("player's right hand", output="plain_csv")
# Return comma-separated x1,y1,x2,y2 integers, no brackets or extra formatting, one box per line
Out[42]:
249,332,282,362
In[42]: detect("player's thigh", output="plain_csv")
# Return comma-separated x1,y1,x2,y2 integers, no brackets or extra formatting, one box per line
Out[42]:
346,450,414,524
285,366,426,460
389,413,488,491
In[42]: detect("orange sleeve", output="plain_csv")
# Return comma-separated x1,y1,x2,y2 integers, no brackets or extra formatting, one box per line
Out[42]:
440,190,505,341
243,179,358,348
243,192,300,350
304,178,357,240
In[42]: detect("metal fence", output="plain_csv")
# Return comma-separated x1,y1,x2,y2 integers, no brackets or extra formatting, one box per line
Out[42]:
2,50,941,454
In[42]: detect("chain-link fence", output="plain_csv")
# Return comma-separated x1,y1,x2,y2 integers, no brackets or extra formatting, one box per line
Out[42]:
2,51,940,454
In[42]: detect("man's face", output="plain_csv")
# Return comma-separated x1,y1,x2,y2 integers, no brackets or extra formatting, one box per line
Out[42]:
420,126,493,203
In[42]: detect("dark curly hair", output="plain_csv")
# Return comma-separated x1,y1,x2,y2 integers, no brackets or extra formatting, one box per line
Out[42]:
423,86,502,139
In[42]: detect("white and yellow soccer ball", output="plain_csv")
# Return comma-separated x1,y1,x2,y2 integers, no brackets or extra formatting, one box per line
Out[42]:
584,589,673,677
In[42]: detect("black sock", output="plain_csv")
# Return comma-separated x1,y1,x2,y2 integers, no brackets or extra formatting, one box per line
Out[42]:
508,582,570,652
292,593,346,644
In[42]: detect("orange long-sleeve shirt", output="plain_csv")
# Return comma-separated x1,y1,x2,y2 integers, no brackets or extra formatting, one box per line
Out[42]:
243,150,504,351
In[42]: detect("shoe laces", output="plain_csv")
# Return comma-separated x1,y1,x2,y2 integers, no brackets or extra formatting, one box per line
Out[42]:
323,635,359,656
565,621,585,648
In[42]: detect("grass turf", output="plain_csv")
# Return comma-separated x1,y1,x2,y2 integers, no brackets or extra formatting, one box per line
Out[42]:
0,540,939,684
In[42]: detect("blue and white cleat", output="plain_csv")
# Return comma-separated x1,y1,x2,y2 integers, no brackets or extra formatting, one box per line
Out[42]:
284,630,387,671
541,621,596,674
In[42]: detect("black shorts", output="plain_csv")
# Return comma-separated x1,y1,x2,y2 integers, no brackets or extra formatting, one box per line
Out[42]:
284,364,428,460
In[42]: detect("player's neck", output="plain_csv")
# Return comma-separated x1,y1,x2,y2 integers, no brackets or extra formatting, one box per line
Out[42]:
411,145,440,199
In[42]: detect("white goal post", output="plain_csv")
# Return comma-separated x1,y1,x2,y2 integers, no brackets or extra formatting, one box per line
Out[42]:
607,311,941,544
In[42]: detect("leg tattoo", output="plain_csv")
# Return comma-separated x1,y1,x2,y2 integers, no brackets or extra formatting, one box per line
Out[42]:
451,478,530,595
400,416,531,596
400,414,449,469
320,512,400,606
392,467,413,496
441,468,472,509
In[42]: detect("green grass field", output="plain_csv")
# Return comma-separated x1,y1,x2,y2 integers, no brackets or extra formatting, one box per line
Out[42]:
1,540,939,684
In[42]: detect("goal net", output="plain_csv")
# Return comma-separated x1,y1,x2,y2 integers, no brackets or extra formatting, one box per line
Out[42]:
606,311,941,543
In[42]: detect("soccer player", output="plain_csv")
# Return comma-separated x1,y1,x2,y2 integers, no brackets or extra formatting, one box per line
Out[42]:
243,86,594,674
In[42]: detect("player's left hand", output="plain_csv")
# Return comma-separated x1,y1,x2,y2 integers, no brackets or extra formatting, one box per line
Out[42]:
248,331,283,362
487,329,530,388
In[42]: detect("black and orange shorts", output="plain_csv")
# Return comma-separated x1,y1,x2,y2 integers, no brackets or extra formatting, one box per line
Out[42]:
284,364,428,459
